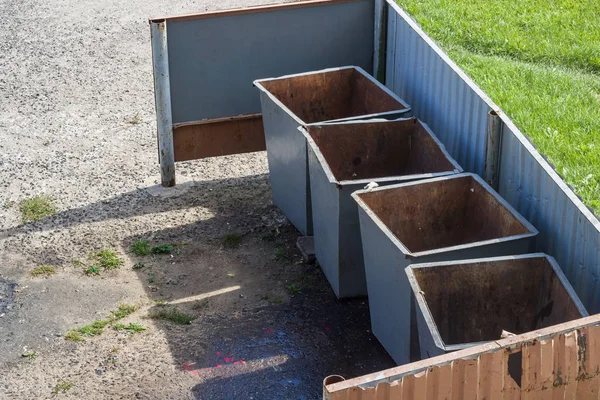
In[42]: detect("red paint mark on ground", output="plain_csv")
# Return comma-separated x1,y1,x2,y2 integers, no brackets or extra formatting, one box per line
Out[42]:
216,351,221,356
223,356,234,363
216,364,222,368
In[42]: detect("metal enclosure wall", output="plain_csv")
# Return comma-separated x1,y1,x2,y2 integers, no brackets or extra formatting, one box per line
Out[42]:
384,0,600,314
323,314,600,399
164,0,375,124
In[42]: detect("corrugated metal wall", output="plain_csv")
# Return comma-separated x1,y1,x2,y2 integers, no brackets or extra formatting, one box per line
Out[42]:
324,315,600,399
384,0,600,314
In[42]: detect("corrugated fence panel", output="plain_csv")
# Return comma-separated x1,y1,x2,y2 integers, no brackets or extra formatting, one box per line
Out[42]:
384,0,600,314
385,1,490,176
324,315,600,399
499,122,600,313
165,0,374,124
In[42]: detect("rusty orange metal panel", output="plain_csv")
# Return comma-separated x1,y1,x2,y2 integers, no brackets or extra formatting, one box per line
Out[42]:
324,314,600,400
172,114,265,161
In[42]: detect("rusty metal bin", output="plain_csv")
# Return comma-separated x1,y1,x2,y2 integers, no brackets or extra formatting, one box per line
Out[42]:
406,253,588,359
351,173,539,365
299,118,462,298
254,66,411,235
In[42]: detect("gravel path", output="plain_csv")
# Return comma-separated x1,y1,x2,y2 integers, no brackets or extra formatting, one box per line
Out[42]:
0,0,395,398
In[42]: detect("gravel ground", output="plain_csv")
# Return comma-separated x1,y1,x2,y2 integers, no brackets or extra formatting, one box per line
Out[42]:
0,0,395,398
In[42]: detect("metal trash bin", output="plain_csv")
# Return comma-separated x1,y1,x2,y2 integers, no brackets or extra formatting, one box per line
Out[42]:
299,117,462,298
254,66,411,235
352,173,539,365
406,253,588,359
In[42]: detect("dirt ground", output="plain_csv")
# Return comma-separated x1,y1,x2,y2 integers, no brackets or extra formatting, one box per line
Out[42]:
0,0,395,398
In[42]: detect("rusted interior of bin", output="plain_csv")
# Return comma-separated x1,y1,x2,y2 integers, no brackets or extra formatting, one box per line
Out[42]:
412,258,584,344
358,175,531,253
259,68,404,123
306,118,456,181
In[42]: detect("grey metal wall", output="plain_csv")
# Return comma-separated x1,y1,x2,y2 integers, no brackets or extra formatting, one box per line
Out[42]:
166,0,375,124
385,0,600,313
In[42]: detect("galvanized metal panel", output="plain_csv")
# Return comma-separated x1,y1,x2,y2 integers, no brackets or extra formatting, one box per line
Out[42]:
324,314,600,399
384,0,600,315
384,1,493,177
165,0,375,124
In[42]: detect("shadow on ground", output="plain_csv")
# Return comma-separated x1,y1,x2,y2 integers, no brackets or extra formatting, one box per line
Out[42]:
118,177,395,399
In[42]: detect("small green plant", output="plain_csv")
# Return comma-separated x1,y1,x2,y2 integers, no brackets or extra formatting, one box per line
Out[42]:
112,303,137,319
93,249,123,270
191,299,209,311
155,299,166,306
147,272,155,284
126,112,142,125
19,195,56,223
269,298,283,305
132,262,145,270
65,331,84,342
52,381,73,394
113,323,145,333
151,307,195,325
66,304,137,341
260,295,269,301
287,283,301,295
274,248,292,261
22,351,37,360
30,265,56,278
129,239,150,256
84,265,100,276
221,233,242,248
151,244,174,254
77,319,112,337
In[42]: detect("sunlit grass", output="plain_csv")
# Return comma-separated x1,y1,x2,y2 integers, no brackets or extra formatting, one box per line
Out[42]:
397,0,600,213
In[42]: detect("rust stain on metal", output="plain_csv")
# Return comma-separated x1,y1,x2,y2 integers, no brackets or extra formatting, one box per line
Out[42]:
324,314,600,399
172,114,265,161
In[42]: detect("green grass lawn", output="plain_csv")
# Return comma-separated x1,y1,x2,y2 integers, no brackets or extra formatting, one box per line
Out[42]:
397,0,600,212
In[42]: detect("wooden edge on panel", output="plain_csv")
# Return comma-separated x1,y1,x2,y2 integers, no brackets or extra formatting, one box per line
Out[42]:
324,314,600,396
149,0,361,24
172,114,265,161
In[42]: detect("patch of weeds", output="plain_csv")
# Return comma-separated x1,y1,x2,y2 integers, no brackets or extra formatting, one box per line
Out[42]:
52,381,73,395
132,262,145,270
147,272,155,284
112,303,137,320
260,295,269,301
151,244,174,254
22,351,37,360
269,298,283,305
129,239,150,256
274,248,292,261
30,265,56,278
113,323,145,333
84,265,100,276
19,195,56,223
92,249,123,270
126,112,142,125
221,232,242,248
72,259,85,268
66,304,137,341
77,319,112,337
65,331,84,342
151,307,195,325
155,299,167,306
287,283,301,295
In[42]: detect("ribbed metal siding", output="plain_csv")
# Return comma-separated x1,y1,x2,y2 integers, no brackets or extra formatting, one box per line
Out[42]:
385,1,491,176
384,0,600,314
324,315,600,399
499,121,600,313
